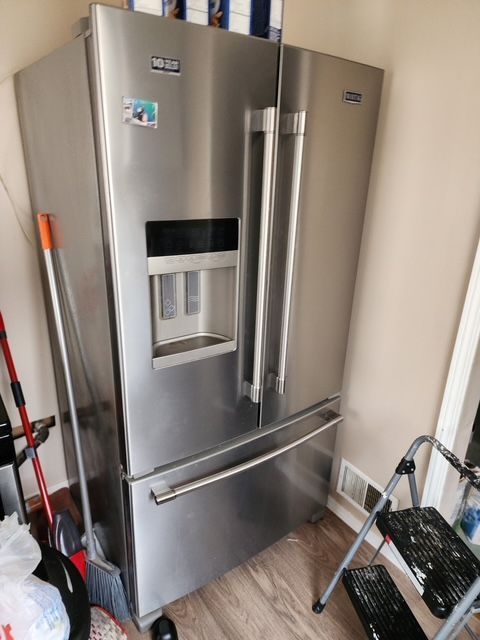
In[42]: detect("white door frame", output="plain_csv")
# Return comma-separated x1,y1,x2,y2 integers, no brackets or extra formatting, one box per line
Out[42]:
422,236,480,511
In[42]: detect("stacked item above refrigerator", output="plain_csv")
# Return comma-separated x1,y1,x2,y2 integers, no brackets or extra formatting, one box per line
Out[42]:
16,5,383,630
127,0,284,39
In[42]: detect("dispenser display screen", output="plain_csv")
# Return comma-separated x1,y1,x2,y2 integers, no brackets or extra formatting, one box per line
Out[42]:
146,218,238,256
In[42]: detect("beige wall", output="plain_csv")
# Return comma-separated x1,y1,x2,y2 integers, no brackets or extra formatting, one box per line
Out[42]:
2,1,479,515
283,0,480,513
0,0,121,498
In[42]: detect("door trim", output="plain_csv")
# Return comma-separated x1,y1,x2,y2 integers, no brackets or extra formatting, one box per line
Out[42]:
422,235,480,510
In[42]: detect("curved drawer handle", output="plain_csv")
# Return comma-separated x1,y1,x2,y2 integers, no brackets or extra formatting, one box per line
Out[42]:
151,409,342,505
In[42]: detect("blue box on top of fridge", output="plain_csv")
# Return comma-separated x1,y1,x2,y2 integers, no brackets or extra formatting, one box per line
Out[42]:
209,0,272,38
129,0,281,36
162,0,185,18
162,0,208,22
129,0,211,25
183,1,209,24
128,0,164,16
268,0,283,41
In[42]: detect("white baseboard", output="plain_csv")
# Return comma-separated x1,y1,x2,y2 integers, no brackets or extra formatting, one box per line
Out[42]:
327,495,402,571
24,479,70,501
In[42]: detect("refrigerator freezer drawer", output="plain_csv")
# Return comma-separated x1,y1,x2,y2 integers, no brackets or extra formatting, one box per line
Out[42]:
126,413,338,617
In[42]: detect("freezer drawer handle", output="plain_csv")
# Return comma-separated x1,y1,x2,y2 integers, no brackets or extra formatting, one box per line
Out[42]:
245,107,277,404
274,111,308,395
151,409,342,505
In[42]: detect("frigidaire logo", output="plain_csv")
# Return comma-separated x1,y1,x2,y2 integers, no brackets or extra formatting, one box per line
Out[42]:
151,56,181,75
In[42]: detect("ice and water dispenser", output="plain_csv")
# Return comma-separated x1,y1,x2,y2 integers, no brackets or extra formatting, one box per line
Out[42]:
146,218,240,368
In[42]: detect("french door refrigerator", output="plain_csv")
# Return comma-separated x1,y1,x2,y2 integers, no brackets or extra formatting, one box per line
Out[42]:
16,4,383,628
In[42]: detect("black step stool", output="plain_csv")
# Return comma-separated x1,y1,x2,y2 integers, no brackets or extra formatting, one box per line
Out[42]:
312,436,480,639
343,565,428,640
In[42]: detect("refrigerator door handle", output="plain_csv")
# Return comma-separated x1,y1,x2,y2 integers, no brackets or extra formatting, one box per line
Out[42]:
274,111,307,395
151,409,342,505
245,107,277,404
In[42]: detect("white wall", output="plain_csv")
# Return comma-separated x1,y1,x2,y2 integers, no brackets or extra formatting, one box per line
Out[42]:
0,0,121,498
283,0,480,513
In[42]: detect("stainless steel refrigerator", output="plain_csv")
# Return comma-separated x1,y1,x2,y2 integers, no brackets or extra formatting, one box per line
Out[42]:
16,4,383,629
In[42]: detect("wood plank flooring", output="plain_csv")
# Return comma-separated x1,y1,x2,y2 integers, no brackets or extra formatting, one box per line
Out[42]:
124,509,478,639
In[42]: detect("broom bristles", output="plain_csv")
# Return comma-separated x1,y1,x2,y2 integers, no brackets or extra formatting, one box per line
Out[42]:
86,557,131,622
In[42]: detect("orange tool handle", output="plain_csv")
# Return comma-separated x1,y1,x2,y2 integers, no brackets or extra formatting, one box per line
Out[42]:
37,213,53,250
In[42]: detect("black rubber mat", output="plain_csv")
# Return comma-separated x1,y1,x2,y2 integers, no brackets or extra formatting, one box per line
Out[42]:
377,507,480,618
343,565,427,640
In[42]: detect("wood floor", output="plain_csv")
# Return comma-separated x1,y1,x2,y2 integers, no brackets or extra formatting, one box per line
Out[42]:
124,509,478,639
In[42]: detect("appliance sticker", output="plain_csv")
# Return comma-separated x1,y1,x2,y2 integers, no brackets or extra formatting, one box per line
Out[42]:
122,97,158,128
151,55,181,75
343,90,363,105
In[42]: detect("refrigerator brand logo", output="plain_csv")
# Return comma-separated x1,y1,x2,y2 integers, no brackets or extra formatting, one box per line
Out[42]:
343,90,363,105
151,56,181,75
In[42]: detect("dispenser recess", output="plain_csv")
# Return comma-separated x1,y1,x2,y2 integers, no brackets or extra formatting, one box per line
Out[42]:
146,218,240,369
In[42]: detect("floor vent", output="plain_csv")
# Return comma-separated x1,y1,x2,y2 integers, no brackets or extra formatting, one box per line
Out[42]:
337,459,399,515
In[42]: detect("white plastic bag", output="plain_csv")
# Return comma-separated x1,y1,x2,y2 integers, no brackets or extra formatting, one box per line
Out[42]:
0,511,41,579
0,514,70,640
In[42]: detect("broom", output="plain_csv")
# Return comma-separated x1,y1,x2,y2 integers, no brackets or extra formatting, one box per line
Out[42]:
37,213,130,621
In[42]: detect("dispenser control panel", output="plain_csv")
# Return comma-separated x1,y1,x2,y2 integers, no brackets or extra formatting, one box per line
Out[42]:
146,218,240,369
146,218,238,256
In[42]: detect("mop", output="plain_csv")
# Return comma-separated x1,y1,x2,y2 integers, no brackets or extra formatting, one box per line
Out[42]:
37,213,130,621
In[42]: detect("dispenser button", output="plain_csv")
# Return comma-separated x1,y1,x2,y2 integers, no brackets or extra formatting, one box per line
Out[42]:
186,271,200,315
161,274,177,319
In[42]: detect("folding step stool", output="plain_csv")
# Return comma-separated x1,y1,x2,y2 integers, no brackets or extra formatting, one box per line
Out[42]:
313,436,480,639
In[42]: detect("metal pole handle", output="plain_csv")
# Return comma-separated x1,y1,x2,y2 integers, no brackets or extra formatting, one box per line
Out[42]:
37,213,97,560
275,111,307,395
245,107,277,403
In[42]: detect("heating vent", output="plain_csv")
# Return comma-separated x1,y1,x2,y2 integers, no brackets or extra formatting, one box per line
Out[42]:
337,459,399,515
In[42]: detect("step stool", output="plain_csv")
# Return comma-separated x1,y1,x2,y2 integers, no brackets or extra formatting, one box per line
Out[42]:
313,436,480,639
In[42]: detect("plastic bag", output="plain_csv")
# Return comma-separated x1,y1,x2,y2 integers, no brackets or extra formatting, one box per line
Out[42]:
0,514,70,640
0,512,40,580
